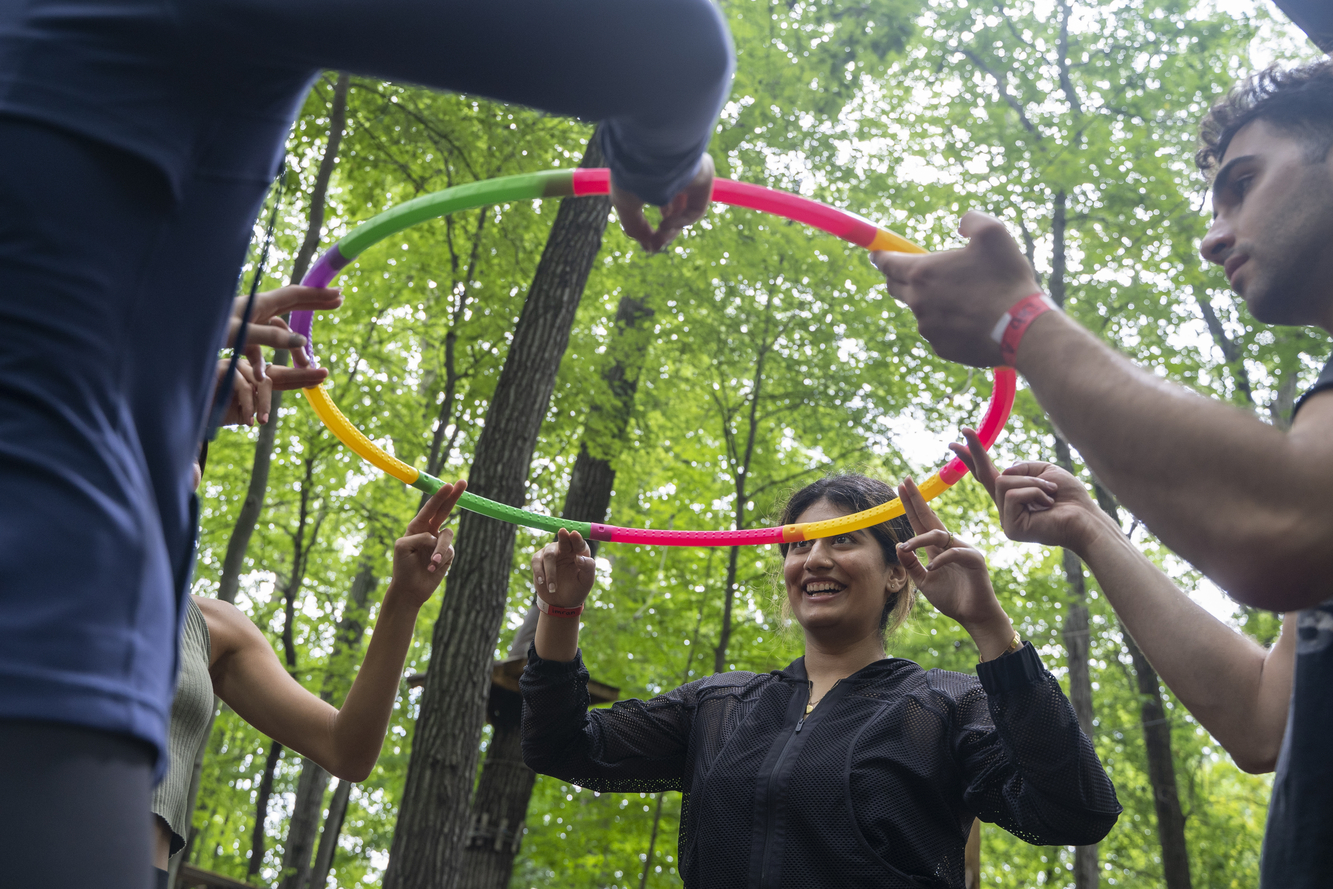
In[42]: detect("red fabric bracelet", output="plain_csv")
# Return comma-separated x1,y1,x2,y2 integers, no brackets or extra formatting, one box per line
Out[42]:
536,596,584,619
990,292,1059,366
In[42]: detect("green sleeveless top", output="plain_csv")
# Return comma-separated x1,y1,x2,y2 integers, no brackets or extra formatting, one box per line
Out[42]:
150,595,214,856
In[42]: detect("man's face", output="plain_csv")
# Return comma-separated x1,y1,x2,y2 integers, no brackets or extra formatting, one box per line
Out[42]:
1199,120,1333,331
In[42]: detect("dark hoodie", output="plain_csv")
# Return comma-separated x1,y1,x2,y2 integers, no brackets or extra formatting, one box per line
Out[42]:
522,642,1120,889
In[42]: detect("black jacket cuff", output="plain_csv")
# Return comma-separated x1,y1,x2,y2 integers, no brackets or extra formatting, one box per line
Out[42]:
976,642,1045,695
525,643,586,677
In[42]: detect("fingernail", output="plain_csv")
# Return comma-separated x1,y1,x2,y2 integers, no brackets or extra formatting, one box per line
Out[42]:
548,583,556,594
288,333,307,346
260,413,269,424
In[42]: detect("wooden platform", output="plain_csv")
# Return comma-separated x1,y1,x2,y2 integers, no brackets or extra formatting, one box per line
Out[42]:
406,656,619,706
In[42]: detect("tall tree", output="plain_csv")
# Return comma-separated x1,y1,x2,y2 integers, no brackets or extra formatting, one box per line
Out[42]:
460,292,655,889
1093,484,1192,889
383,131,611,889
278,563,378,889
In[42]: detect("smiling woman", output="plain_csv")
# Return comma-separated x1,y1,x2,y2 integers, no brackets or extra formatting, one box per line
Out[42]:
519,471,1123,889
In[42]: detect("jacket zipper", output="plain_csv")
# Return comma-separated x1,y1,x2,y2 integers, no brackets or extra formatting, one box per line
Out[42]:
758,681,816,887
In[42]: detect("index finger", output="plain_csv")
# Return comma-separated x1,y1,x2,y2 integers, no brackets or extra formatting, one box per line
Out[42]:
252,285,344,322
898,476,947,536
408,479,468,535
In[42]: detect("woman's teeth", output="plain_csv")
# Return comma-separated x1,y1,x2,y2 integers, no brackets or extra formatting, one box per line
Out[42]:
804,582,844,596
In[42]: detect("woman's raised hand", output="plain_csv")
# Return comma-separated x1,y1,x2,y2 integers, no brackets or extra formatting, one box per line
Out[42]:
532,528,597,609
949,428,1108,554
388,480,467,609
895,477,1005,634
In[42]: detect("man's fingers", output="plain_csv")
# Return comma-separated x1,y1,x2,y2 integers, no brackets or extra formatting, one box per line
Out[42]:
611,195,657,252
959,428,1001,495
957,210,1006,241
1003,486,1055,518
265,366,328,391
870,249,926,288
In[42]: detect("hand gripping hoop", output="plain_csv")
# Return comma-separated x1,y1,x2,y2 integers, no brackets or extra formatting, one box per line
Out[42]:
290,168,1016,547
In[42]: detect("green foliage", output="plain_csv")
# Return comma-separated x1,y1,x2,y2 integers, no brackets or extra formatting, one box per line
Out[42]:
186,3,1323,887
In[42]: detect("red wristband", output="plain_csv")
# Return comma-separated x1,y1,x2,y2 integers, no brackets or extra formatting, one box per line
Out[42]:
536,596,584,619
991,293,1059,366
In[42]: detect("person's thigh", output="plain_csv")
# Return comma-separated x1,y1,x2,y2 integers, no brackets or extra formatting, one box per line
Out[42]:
0,719,154,889
0,118,184,754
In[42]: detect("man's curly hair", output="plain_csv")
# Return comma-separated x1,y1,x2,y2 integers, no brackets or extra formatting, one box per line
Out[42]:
1196,59,1333,177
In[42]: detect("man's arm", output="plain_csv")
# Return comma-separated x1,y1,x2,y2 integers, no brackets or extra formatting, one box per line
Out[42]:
876,212,1333,610
1077,510,1295,773
954,436,1294,772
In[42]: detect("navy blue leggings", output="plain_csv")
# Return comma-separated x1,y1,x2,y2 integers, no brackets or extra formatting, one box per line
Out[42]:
0,720,155,889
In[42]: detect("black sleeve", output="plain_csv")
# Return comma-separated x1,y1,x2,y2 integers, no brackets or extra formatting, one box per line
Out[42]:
520,646,699,792
949,644,1122,846
205,0,735,206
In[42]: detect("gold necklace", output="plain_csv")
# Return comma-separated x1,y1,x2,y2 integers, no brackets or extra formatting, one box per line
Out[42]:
805,680,840,715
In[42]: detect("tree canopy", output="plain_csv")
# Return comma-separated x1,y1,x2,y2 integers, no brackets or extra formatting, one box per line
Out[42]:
186,2,1326,887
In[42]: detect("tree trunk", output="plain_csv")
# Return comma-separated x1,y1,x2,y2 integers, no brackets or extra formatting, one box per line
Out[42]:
279,563,378,889
279,761,331,889
218,71,349,605
383,130,611,889
248,742,285,878
1121,629,1193,889
1092,485,1192,889
308,779,353,889
1047,188,1099,889
639,794,666,889
457,292,652,889
1052,436,1100,889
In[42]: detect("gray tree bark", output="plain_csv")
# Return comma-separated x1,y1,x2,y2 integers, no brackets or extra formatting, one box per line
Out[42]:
218,71,349,605
279,563,378,889
382,130,611,889
1048,188,1099,889
309,779,353,889
1092,485,1192,889
457,292,654,889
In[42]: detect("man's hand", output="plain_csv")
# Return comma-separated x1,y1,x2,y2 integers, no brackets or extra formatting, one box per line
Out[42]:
213,357,329,427
871,211,1041,367
950,427,1110,553
610,154,716,254
387,480,467,609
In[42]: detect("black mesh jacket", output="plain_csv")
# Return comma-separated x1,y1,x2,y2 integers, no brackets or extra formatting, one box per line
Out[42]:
521,642,1120,889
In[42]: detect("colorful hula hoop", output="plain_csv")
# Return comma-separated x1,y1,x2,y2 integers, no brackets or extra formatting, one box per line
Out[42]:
290,168,1017,547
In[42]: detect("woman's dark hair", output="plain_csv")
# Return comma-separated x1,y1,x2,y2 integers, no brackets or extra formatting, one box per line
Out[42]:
1196,60,1333,175
777,473,916,639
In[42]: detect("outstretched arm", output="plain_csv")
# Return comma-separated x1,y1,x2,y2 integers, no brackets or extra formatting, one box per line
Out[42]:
874,212,1333,610
954,433,1295,773
201,481,465,782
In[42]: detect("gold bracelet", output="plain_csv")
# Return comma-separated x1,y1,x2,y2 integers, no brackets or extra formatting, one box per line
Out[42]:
985,631,1023,662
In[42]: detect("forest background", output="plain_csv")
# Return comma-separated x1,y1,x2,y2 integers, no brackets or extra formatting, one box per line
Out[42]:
182,1,1326,887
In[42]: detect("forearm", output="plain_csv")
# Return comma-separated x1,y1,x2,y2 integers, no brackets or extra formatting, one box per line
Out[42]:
328,586,421,781
1016,311,1333,608
1079,515,1290,771
534,610,581,663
